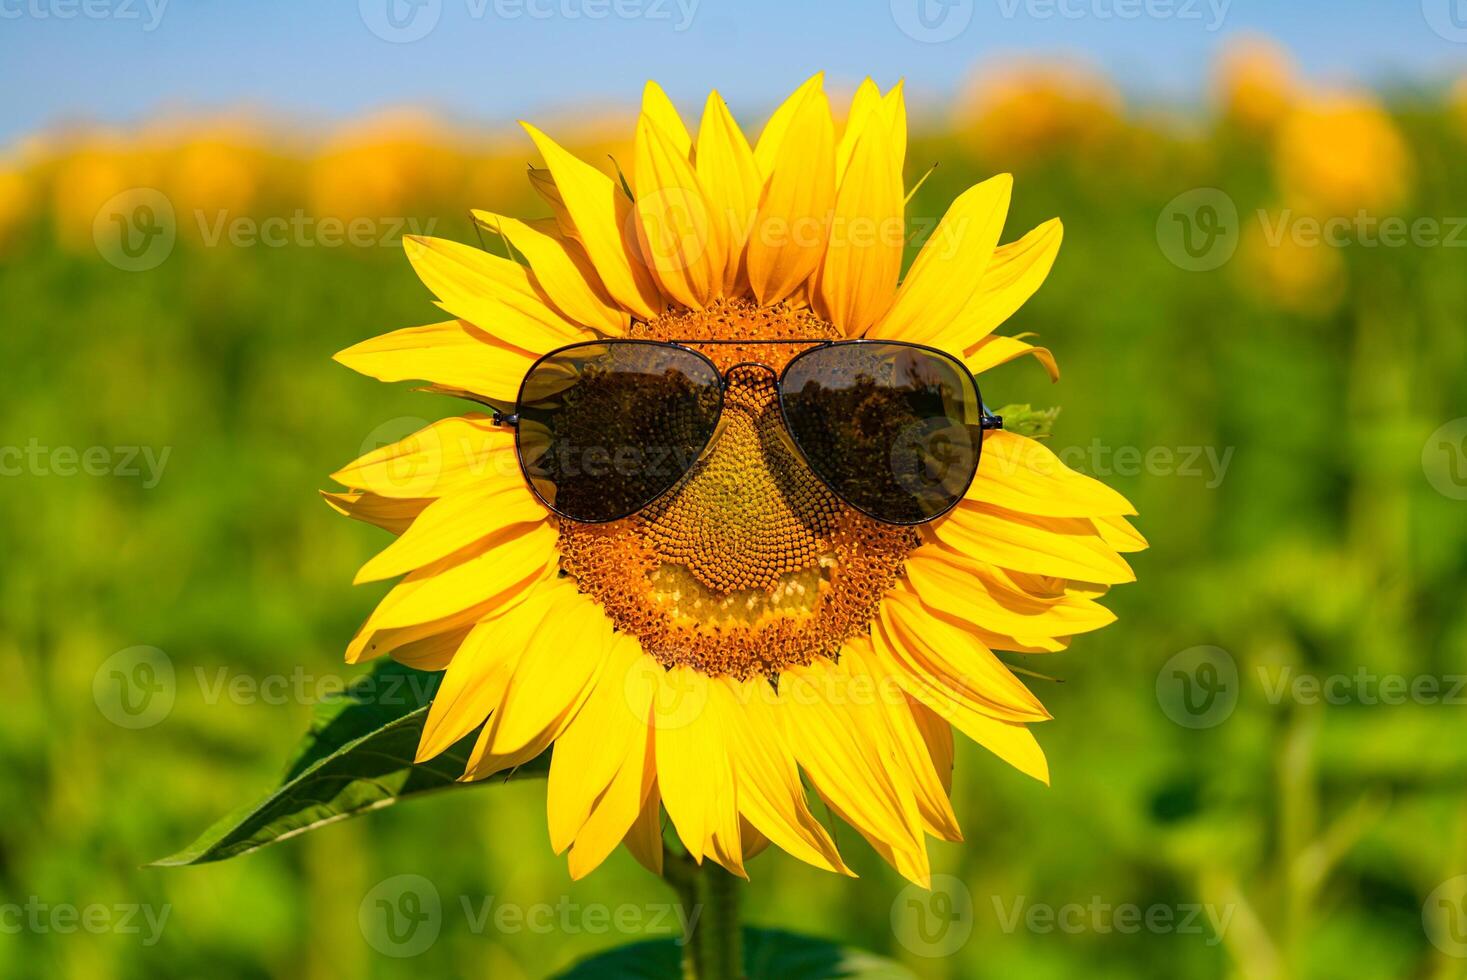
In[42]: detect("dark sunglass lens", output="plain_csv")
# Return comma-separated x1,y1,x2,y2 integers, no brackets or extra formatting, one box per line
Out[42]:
780,343,982,523
516,343,723,522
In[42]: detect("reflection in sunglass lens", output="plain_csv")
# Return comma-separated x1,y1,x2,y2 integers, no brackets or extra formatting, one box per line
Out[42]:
780,342,982,524
516,342,723,523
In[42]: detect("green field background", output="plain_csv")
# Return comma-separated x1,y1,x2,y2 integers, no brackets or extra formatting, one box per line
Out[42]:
2,78,1466,979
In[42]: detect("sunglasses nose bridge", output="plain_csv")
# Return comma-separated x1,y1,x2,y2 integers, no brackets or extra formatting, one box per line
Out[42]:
715,360,814,467
719,361,780,389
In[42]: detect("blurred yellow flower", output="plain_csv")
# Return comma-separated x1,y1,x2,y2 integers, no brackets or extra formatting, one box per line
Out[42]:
0,164,34,254
1214,36,1299,136
1274,92,1412,216
954,60,1122,165
1236,211,1346,316
166,128,269,239
464,140,532,214
1451,76,1467,141
308,110,468,228
49,136,163,252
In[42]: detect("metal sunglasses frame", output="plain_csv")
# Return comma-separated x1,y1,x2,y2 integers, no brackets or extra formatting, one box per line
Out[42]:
492,337,1005,526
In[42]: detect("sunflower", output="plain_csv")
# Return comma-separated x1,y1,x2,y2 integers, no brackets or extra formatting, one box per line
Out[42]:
326,75,1143,887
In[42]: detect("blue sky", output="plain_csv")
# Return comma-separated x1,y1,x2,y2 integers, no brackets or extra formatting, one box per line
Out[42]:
2,0,1464,142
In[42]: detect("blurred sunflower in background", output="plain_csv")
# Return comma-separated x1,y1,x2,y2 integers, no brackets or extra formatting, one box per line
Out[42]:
1214,35,1300,137
1235,213,1348,316
0,161,31,255
308,109,471,227
327,75,1143,887
1449,75,1467,142
1274,90,1412,217
953,60,1124,167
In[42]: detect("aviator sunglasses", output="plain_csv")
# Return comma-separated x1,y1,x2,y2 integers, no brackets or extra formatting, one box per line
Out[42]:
490,338,1004,526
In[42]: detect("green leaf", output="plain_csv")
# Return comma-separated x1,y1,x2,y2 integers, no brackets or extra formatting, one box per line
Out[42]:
992,403,1060,440
551,928,917,979
152,660,547,866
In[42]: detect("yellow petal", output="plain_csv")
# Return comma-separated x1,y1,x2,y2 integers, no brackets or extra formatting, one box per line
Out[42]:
907,696,954,796
371,521,558,629
880,81,908,178
521,123,663,320
473,210,629,335
320,490,428,536
878,589,1050,723
527,166,576,241
963,717,1050,785
906,546,1117,643
835,79,882,179
354,479,546,584
477,582,614,756
870,174,1012,343
622,783,665,876
334,321,531,403
568,722,657,880
633,113,726,309
415,630,515,762
696,91,763,296
720,679,848,874
740,817,770,861
971,430,1137,518
463,718,560,780
843,639,961,842
778,659,929,887
402,236,585,351
652,665,727,864
870,613,1050,785
753,73,825,177
815,116,903,334
927,218,1063,351
815,788,929,889
835,79,907,183
641,80,692,158
1093,514,1149,553
934,501,1135,585
976,632,1071,655
414,584,559,762
965,334,1059,380
746,86,836,306
344,521,559,667
331,415,516,500
388,626,469,672
547,634,650,853
345,597,504,665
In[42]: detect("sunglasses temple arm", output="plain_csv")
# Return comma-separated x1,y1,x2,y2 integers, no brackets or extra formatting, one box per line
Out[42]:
979,403,1004,431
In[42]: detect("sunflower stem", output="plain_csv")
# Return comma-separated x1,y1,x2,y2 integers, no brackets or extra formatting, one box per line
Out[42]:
662,848,743,979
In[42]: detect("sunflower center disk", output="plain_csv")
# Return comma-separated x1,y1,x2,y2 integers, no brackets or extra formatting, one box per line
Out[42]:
556,299,920,680
642,368,834,595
